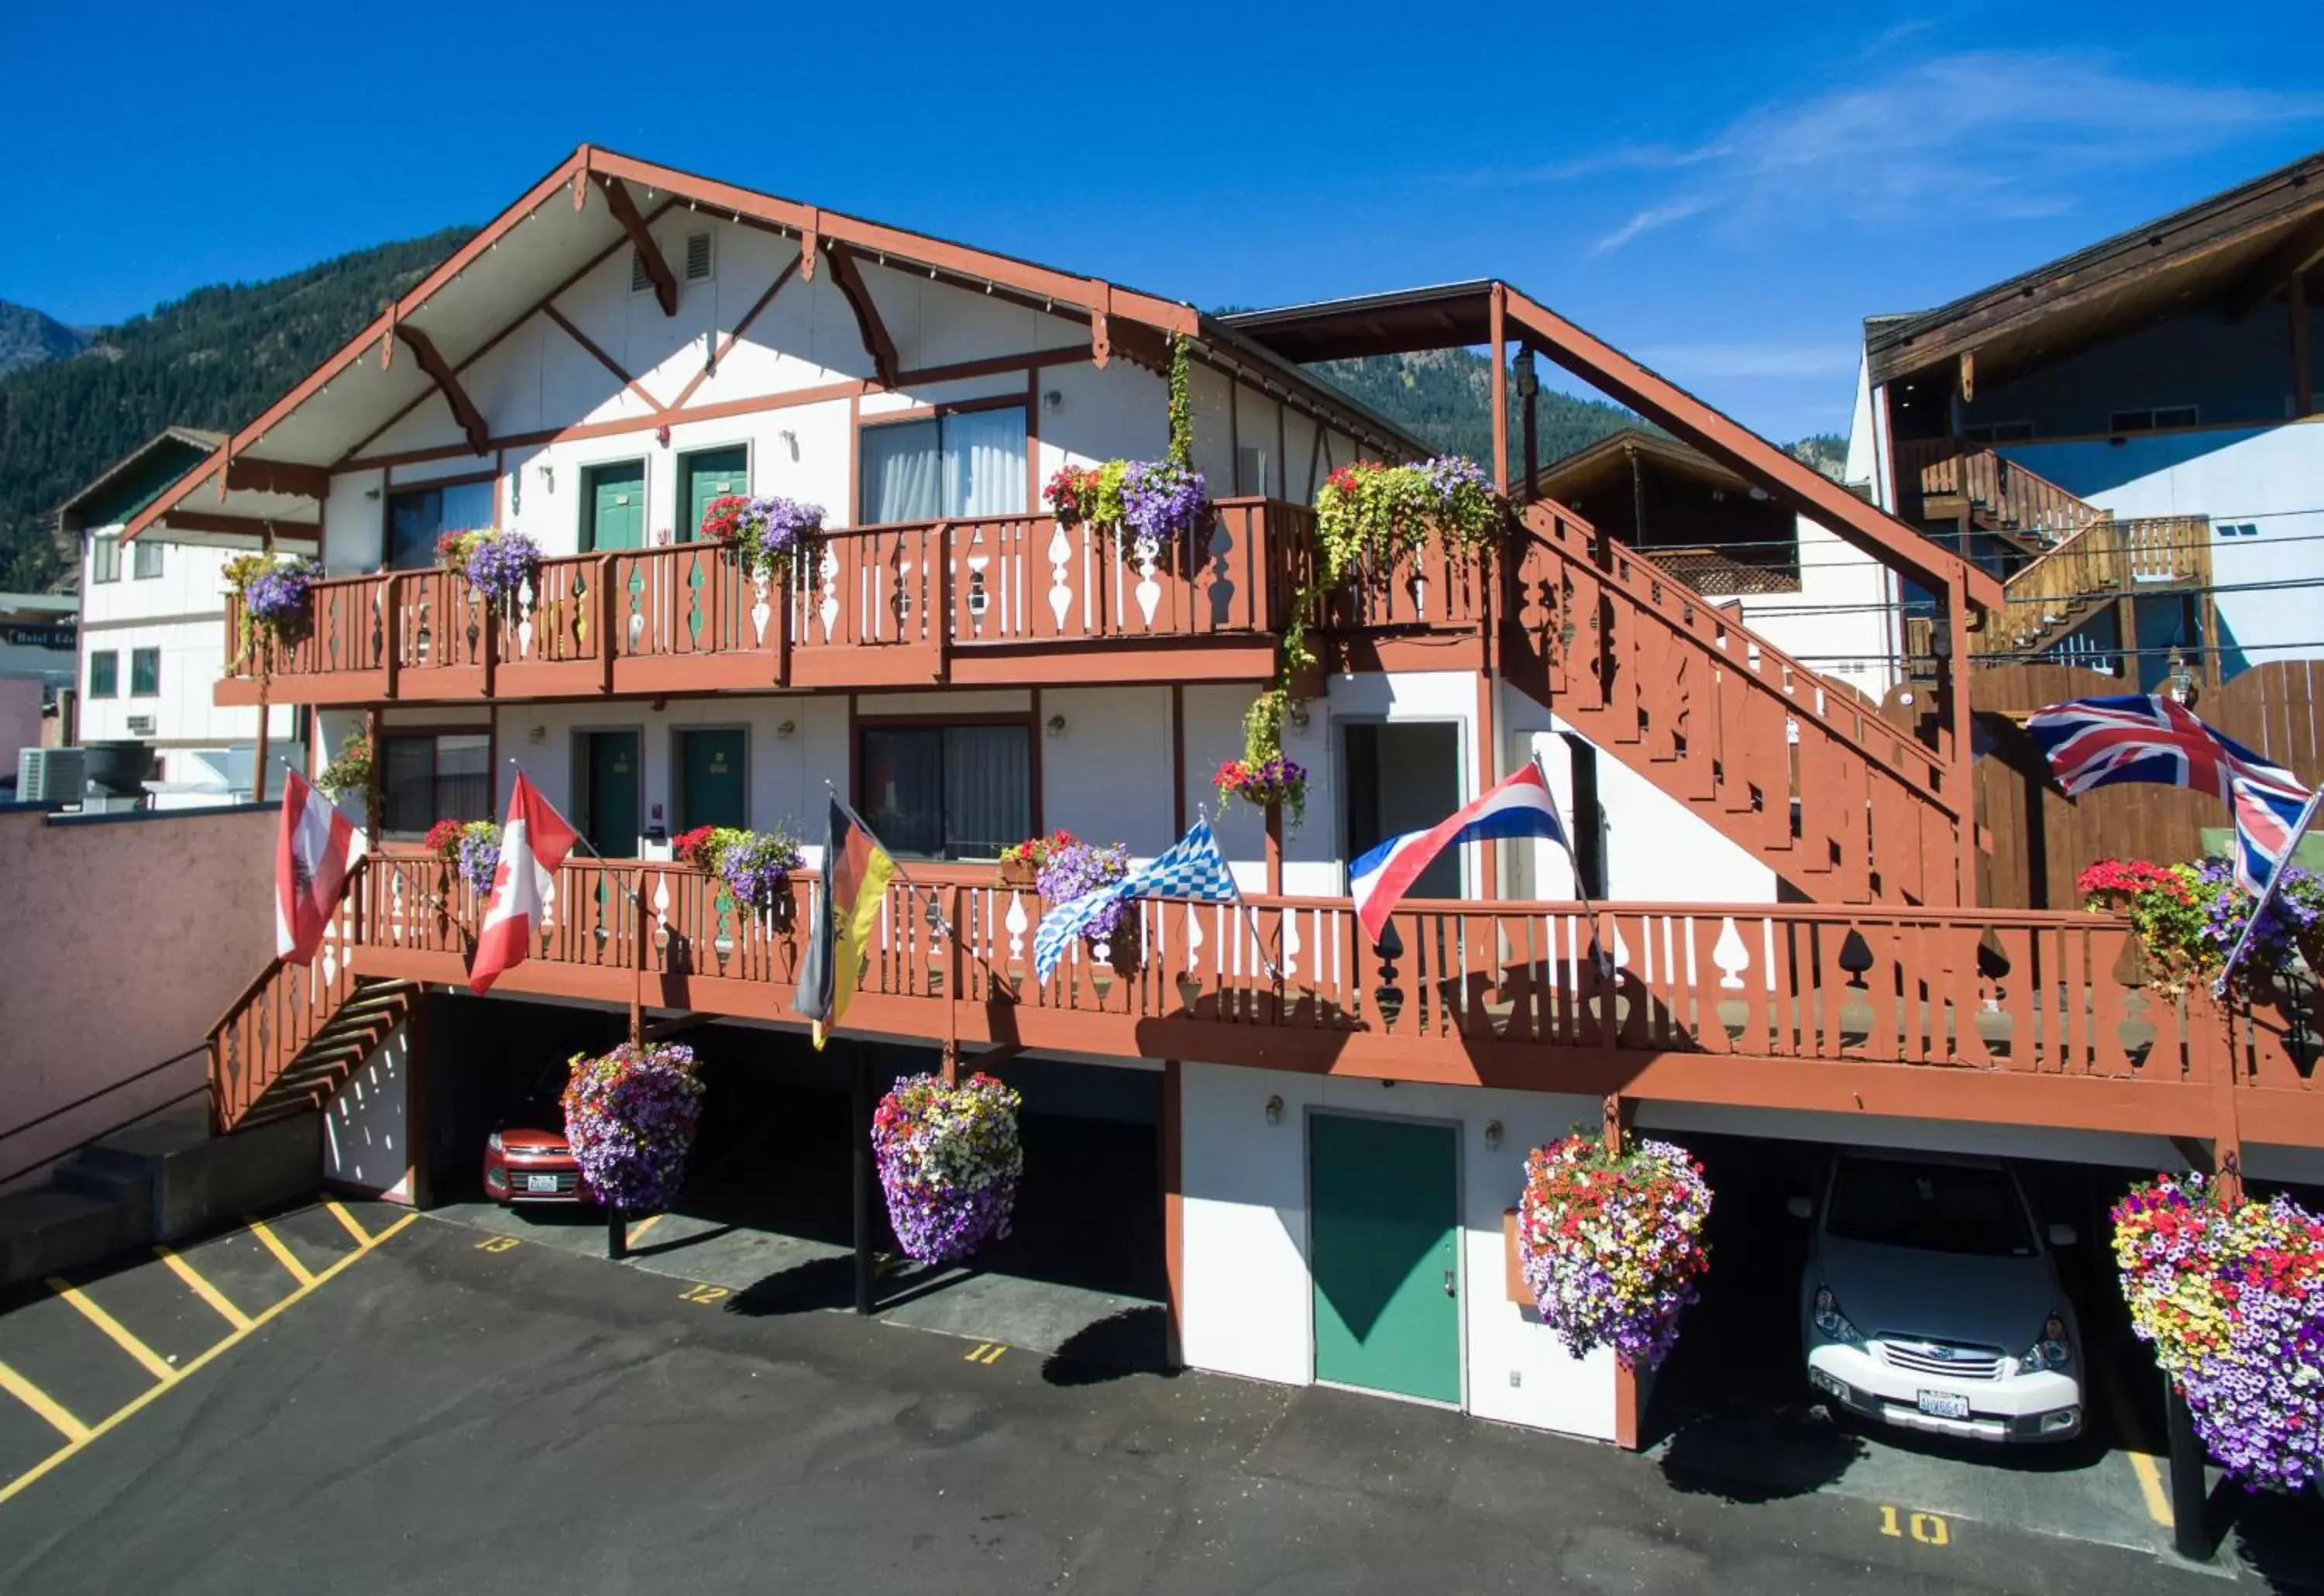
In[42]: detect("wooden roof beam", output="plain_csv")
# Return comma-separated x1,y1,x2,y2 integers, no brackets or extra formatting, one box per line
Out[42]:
595,174,678,316
396,325,490,456
825,244,899,387
223,456,332,500
2224,213,2324,322
155,509,319,541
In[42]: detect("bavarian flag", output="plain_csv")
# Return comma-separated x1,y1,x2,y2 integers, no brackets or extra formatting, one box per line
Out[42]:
794,797,896,1048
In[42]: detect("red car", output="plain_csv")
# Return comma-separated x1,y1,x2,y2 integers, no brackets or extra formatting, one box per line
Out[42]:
482,1126,593,1204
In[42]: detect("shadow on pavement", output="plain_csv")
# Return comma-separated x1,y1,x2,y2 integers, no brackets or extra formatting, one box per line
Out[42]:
725,1254,855,1316
1654,1395,1868,1503
2224,1486,2324,1594
1040,1305,1175,1387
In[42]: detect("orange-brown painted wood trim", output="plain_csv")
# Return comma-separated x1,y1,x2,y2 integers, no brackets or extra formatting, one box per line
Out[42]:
670,256,799,410
395,324,490,456
596,174,677,316
543,304,669,414
826,243,900,389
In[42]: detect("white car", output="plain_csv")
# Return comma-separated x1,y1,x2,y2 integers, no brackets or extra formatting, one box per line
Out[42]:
1791,1150,2084,1443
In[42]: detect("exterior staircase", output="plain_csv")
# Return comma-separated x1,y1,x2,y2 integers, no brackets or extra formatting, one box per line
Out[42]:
1971,512,2213,663
1504,500,1966,906
1896,442,2102,547
209,875,413,1132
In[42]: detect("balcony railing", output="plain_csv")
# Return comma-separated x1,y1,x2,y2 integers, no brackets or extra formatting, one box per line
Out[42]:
224,499,1315,702
1893,439,2101,540
334,853,2324,1137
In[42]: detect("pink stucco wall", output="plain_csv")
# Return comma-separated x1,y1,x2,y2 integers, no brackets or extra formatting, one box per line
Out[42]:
0,677,40,776
0,803,276,1188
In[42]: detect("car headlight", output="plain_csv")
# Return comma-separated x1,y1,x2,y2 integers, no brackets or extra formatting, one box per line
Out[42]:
1811,1285,1865,1346
2017,1312,2074,1374
487,1131,504,1153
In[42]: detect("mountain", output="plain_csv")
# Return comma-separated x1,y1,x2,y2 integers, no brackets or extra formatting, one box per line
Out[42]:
0,301,89,379
1788,433,1849,483
0,229,470,590
1308,346,1649,470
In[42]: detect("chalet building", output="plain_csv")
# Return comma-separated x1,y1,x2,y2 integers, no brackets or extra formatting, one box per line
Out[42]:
125,146,2324,1449
56,428,304,805
1852,146,2324,692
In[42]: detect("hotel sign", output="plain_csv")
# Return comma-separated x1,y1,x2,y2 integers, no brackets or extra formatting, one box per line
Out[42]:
2,623,76,650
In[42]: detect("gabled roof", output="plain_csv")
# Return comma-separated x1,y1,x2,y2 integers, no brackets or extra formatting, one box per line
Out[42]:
1865,146,2324,389
122,145,1422,547
55,427,225,535
1534,426,1742,496
1227,284,2001,612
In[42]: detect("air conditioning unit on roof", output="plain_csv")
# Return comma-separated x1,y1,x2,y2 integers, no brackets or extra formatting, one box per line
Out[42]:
18,746,86,803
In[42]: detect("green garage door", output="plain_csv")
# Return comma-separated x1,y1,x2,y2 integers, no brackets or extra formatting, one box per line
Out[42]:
1309,1113,1461,1403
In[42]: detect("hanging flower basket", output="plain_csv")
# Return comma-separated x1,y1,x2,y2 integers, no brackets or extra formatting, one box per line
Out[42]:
2078,855,2324,997
2113,1172,2324,1492
1214,755,1308,827
998,829,1074,889
1044,459,1210,553
1515,1132,1713,1370
459,528,542,607
702,495,823,581
871,1071,1025,1265
224,552,320,660
425,818,502,899
561,1041,706,1214
674,823,805,917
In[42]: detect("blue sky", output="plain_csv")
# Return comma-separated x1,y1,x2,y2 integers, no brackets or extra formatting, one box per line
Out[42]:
5,0,2319,441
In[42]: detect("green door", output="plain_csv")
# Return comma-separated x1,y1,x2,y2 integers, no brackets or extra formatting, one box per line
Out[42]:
681,447,749,542
585,461,647,552
677,728,747,831
582,731,641,856
1309,1113,1461,1403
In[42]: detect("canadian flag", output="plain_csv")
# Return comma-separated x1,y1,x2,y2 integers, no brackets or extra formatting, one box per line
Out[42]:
277,769,360,965
469,772,579,996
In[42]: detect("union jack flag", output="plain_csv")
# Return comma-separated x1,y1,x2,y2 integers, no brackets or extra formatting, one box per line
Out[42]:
2025,693,2299,803
2229,776,2321,897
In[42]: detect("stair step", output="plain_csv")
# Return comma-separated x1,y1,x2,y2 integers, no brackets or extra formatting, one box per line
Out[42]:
0,1188,138,1291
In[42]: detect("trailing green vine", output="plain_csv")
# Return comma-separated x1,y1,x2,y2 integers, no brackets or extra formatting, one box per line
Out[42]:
1165,333,1192,470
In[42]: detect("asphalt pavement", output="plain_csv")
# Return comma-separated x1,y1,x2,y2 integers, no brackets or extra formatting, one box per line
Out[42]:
0,1204,2315,1595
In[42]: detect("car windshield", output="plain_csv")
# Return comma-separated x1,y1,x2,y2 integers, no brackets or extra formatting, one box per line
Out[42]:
1824,1158,2035,1257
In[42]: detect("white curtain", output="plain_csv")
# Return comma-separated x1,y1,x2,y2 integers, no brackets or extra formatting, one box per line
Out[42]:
943,409,1027,518
862,420,941,524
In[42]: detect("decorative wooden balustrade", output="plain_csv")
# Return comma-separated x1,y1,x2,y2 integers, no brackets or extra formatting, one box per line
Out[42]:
305,852,2324,1144
220,500,1301,705
1506,500,1964,906
1893,439,2102,540
1975,514,2213,659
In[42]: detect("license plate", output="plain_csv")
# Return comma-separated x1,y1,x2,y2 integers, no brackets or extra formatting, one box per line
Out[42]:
526,1173,562,1194
1917,1390,1971,1419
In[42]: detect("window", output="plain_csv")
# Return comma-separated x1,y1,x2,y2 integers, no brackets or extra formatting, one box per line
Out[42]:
132,538,163,579
386,478,496,572
2108,405,2199,435
88,650,117,697
1236,445,1272,497
859,408,1027,523
129,648,160,697
2221,521,2261,538
1824,1156,2034,1258
379,732,492,839
1961,420,2034,444
91,535,121,583
857,722,1031,860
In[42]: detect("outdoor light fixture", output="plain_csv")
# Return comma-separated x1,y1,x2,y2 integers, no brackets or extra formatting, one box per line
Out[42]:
1483,1120,1504,1150
538,461,555,492
1047,714,1067,739
2162,648,2200,707
363,486,382,501
775,718,796,739
1042,389,1064,413
779,428,799,459
1264,1095,1284,1126
527,725,547,745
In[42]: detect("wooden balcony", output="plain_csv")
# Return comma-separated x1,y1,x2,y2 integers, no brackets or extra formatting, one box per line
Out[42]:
321,853,2324,1144
219,498,1311,706
1893,439,2102,541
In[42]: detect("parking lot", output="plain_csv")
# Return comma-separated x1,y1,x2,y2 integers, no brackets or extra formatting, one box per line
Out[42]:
5,1202,2313,1596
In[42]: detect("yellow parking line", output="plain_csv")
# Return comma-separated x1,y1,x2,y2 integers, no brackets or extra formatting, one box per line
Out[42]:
246,1218,318,1287
44,1279,177,1384
0,1360,89,1444
625,1213,664,1245
154,1245,254,1332
0,1211,418,1508
2126,1450,2174,1529
324,1201,373,1247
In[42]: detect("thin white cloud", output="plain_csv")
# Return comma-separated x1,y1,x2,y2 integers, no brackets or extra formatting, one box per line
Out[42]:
1526,50,2324,251
1591,197,1713,254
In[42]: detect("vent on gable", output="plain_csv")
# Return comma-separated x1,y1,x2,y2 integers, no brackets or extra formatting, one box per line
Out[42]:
684,231,713,283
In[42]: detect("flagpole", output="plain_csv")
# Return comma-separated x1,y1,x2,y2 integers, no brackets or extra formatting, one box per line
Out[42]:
2214,783,2324,997
1524,750,1615,980
823,782,1016,996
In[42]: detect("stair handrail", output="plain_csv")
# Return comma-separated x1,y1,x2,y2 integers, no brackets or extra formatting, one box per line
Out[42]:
1514,500,1955,813
0,1047,210,1190
206,862,368,1131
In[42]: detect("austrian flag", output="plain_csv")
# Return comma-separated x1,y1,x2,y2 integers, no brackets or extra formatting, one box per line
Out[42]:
276,769,360,965
469,772,579,996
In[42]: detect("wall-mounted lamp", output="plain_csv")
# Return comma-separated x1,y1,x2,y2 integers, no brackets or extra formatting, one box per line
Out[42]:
2162,648,2200,707
1286,699,1311,734
1263,1094,1284,1126
526,725,548,745
1042,389,1064,413
779,428,799,460
775,718,797,740
537,461,555,493
1046,714,1067,739
1483,1120,1504,1151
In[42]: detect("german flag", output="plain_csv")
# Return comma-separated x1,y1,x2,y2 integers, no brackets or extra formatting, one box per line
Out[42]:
794,797,896,1048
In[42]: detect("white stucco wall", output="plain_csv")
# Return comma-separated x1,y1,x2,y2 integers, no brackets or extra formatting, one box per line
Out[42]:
1179,1061,1618,1441
322,1021,412,1201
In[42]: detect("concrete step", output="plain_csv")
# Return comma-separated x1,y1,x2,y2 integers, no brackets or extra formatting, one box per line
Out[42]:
0,1187,136,1292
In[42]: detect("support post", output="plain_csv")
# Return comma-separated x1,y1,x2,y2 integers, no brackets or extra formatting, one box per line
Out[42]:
1518,347,1539,505
852,1042,876,1316
1160,1058,1184,1369
1603,1092,1641,1450
1488,284,1510,495
253,521,276,807
2292,270,2314,419
1264,801,1283,896
1944,580,1977,906
607,1202,627,1261
2165,1374,2214,1561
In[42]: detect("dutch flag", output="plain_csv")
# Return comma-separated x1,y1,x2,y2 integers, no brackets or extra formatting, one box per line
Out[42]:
1350,763,1571,944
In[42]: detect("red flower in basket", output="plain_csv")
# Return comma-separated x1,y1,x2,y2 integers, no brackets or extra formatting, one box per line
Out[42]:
673,825,717,869
699,494,751,543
